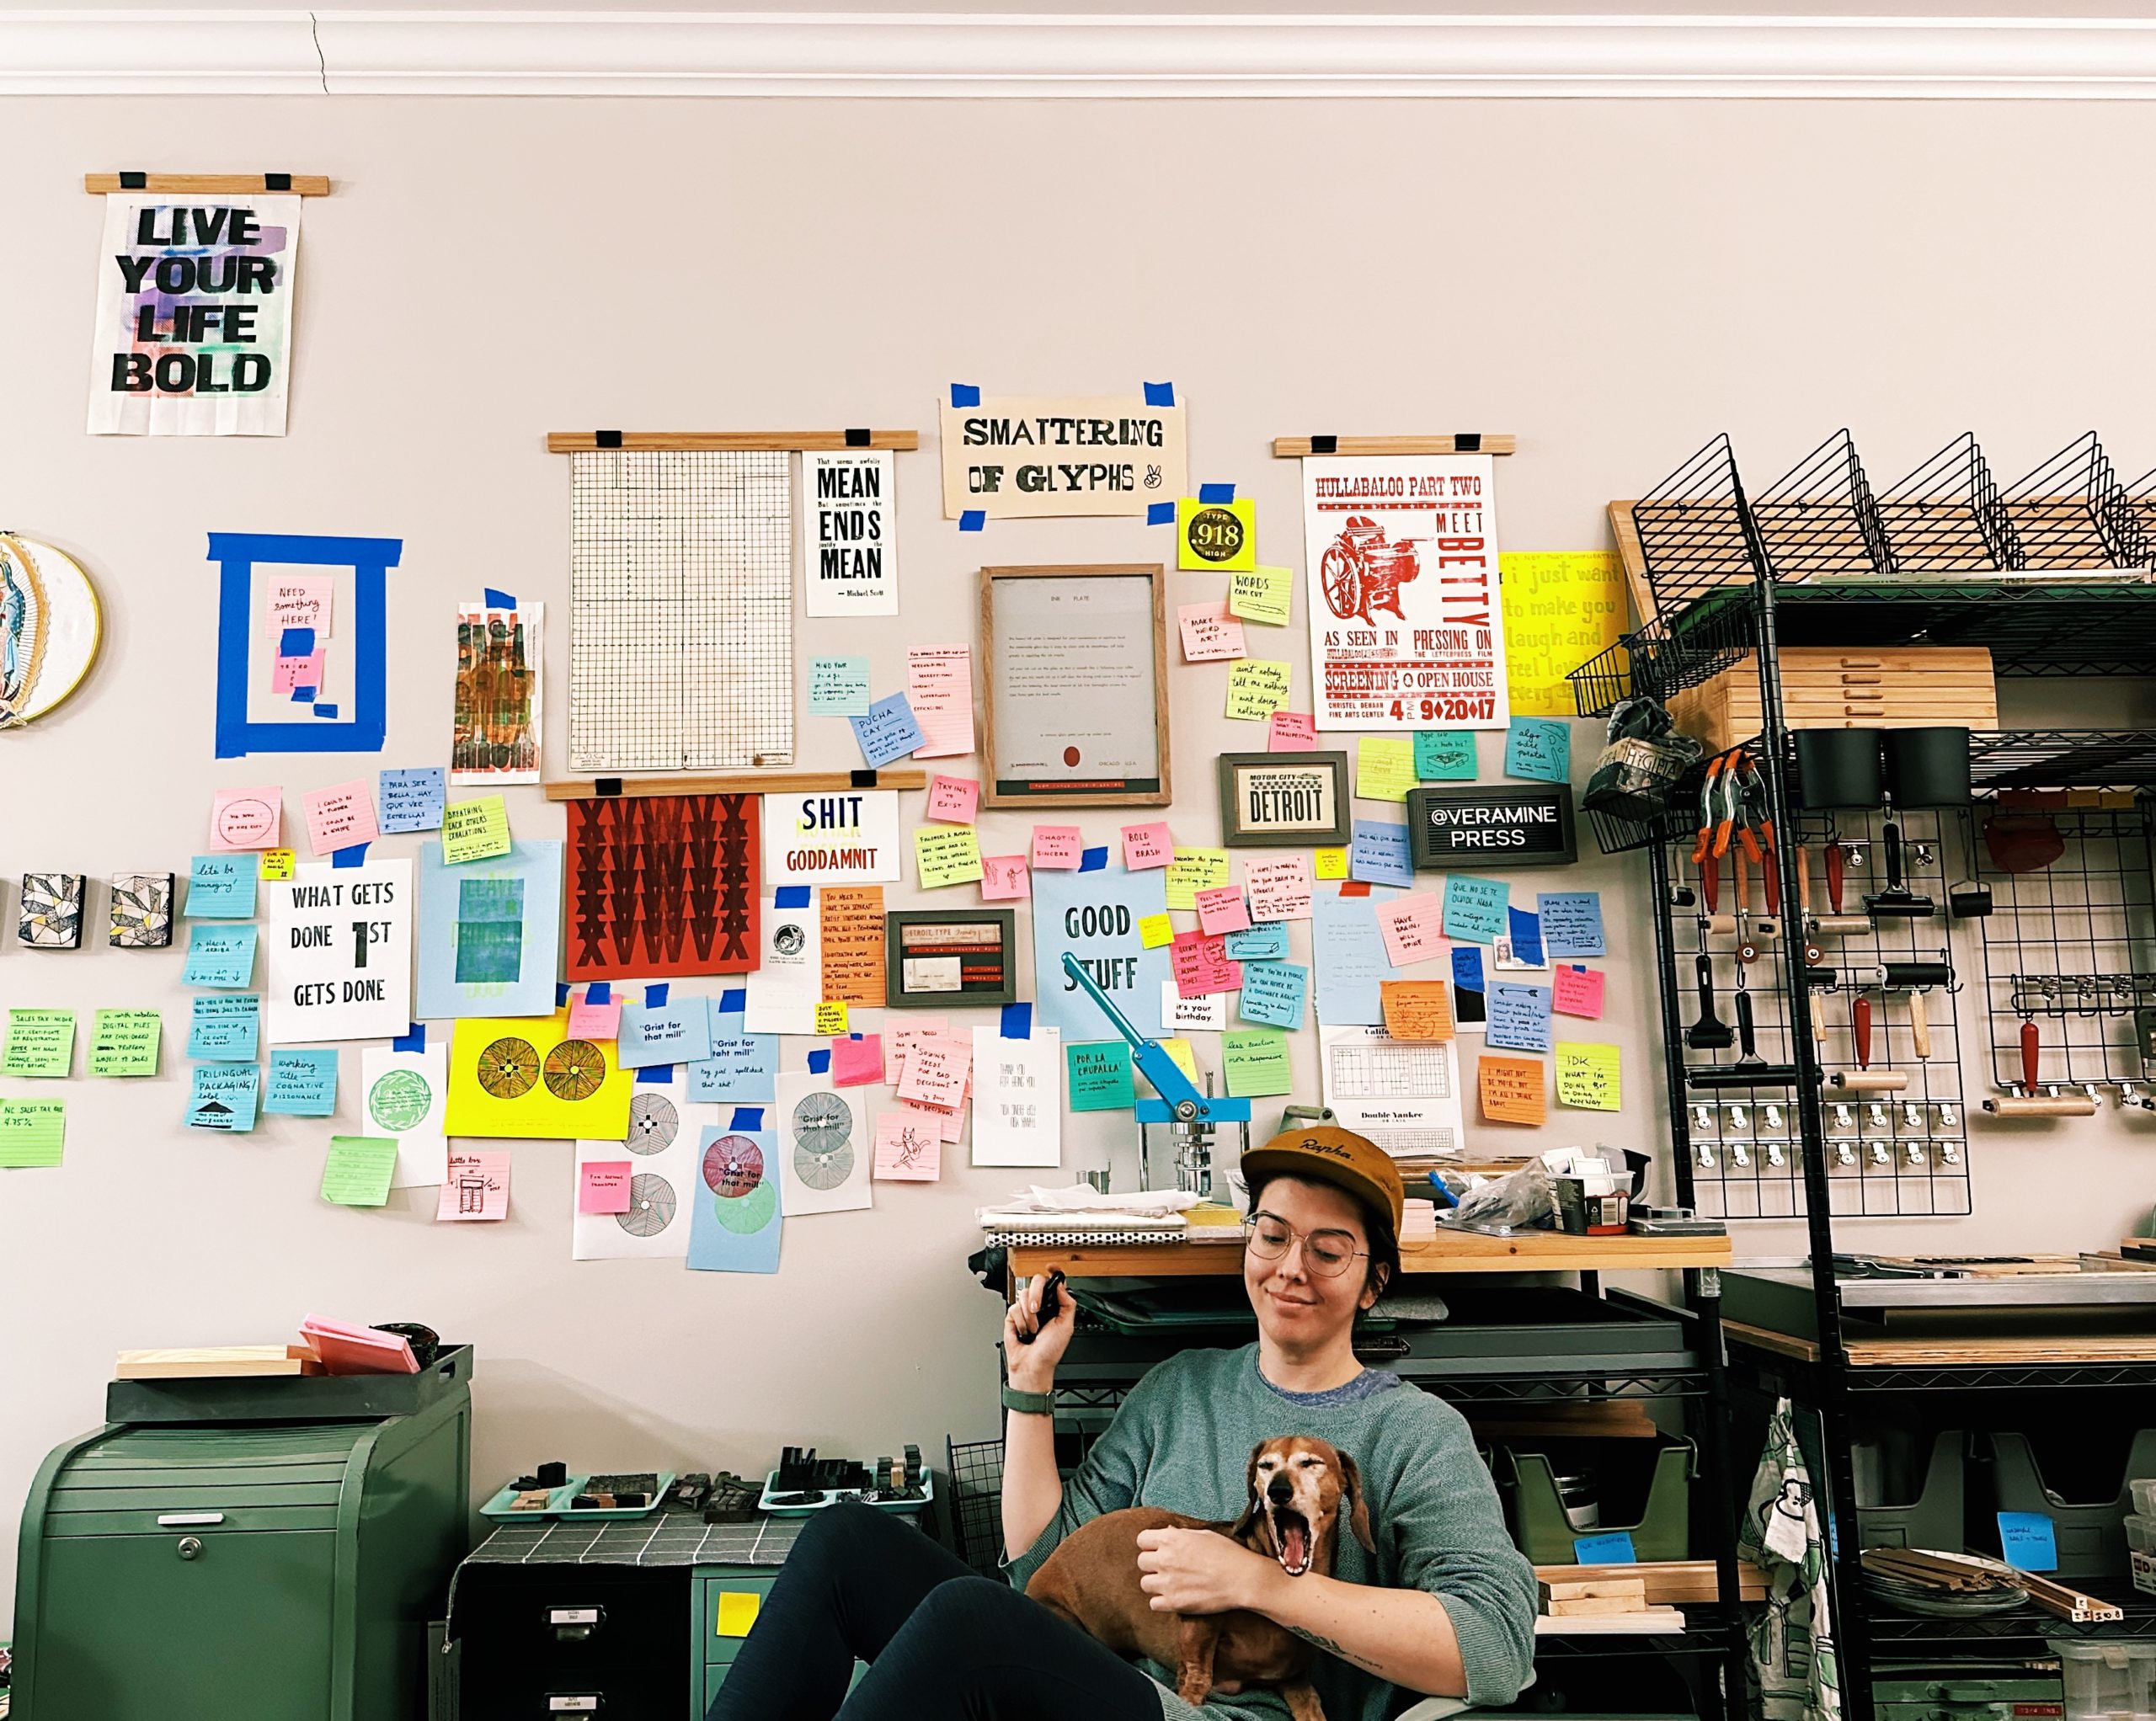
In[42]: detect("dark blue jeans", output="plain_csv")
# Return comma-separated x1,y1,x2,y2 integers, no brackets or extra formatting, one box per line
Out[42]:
708,1500,1161,1720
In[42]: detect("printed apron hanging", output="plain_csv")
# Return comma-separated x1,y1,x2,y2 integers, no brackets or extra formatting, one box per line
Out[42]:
1739,1398,1840,1721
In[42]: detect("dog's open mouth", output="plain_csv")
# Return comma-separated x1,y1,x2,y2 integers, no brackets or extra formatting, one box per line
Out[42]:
1270,1505,1312,1576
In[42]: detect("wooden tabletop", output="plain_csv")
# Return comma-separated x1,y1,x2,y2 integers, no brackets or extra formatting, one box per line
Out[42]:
1007,1229,1733,1281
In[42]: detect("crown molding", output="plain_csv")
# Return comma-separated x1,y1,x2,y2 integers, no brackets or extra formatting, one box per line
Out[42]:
6,10,2156,99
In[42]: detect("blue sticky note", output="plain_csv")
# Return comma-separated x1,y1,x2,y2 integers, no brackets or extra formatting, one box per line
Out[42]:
1349,819,1414,888
1997,1511,2058,1573
1311,888,1393,1027
184,924,259,988
949,382,980,408
278,626,315,658
263,1047,339,1117
187,1062,261,1132
378,766,447,834
808,656,872,717
1486,982,1553,1053
688,1002,777,1105
1224,922,1289,962
1413,730,1478,781
184,854,257,919
1504,717,1571,785
1538,892,1607,959
1572,1531,1637,1565
1443,875,1509,944
617,999,712,1070
850,691,925,770
1032,867,1172,1040
189,994,260,1062
1239,961,1310,1031
1147,502,1176,525
1507,908,1545,967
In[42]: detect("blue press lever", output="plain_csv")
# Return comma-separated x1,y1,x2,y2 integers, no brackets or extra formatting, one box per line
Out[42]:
1059,953,1251,1124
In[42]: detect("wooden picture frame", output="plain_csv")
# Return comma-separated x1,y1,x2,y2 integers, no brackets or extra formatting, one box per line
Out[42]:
884,909,1019,1009
979,564,1171,809
1216,752,1352,848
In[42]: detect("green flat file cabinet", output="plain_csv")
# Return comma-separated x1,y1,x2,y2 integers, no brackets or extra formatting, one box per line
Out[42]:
12,1377,472,1721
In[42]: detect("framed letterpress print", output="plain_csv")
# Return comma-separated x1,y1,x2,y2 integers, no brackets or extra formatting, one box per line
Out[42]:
885,909,1018,1009
1216,752,1351,848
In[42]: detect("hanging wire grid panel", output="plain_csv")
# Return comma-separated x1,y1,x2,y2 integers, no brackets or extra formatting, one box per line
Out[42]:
568,450,795,772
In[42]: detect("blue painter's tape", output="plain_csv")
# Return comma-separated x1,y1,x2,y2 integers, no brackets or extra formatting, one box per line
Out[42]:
1198,483,1235,504
557,983,572,1006
1146,502,1175,525
312,703,339,718
332,843,369,868
1001,1003,1033,1040
775,887,811,908
585,981,611,1005
291,685,315,703
392,1022,425,1052
279,626,315,657
483,588,516,610
638,1065,675,1084
719,988,748,1014
959,509,986,532
807,1049,831,1075
645,983,670,1007
1081,846,1108,871
1143,381,1175,407
731,1106,765,1130
949,383,981,408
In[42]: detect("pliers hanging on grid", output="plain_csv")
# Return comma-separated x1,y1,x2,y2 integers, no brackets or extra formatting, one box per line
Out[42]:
1690,753,1726,916
1737,751,1781,919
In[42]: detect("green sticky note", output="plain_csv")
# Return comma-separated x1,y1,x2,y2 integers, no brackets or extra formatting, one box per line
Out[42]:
441,795,513,864
1413,730,1478,781
89,1009,163,1077
3,1009,77,1078
0,1098,66,1167
1223,1027,1293,1097
1066,1041,1135,1111
808,656,872,717
321,1135,398,1207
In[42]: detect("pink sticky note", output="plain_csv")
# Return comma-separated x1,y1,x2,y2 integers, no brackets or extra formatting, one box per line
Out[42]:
884,1017,949,1084
874,1111,943,1181
1122,822,1174,871
1377,892,1446,967
831,1033,885,1087
1195,886,1252,936
1177,601,1248,663
210,785,283,851
304,781,381,856
1033,826,1082,870
1269,711,1318,752
437,1149,510,1222
272,650,326,695
907,644,974,759
1245,855,1315,923
568,988,622,1040
898,1034,972,1108
579,1160,632,1214
980,855,1030,901
901,1092,969,1144
1171,930,1243,998
1554,966,1608,1019
926,774,980,824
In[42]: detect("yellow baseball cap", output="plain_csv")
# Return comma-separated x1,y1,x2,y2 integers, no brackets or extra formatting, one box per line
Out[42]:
1241,1124,1405,1234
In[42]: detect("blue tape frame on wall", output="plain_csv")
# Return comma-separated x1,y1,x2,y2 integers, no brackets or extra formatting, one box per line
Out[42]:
211,531,402,759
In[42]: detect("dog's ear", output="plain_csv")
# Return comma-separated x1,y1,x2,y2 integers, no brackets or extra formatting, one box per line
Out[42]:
1231,1442,1269,1542
1338,1449,1376,1553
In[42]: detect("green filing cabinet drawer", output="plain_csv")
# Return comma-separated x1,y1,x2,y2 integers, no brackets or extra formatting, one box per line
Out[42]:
702,1574,779,1662
692,1569,864,1713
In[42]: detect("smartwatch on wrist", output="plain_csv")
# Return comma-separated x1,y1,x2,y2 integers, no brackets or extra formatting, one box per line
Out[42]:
1001,1383,1054,1417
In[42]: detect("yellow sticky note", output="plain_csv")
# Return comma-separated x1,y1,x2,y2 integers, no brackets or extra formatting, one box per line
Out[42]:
1556,1042,1622,1111
1138,913,1173,949
915,823,985,888
814,1000,850,1035
1314,847,1349,881
716,1591,762,1637
441,795,512,864
1164,848,1230,912
1500,551,1627,718
1229,565,1293,627
259,848,296,881
1160,1036,1201,1085
1355,738,1417,803
1225,660,1292,722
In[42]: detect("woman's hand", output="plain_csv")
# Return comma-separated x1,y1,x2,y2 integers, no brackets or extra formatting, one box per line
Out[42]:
1002,1273,1076,1392
1135,1527,1278,1617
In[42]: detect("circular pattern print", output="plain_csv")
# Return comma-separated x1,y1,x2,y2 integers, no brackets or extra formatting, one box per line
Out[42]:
712,1178,777,1233
615,1172,677,1239
627,1092,679,1155
702,1134,765,1199
476,1037,539,1100
367,1068,432,1132
772,922,806,958
542,1039,608,1102
791,1091,856,1191
0,534,102,729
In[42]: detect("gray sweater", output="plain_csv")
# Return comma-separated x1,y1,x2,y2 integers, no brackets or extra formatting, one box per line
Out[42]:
1005,1344,1539,1721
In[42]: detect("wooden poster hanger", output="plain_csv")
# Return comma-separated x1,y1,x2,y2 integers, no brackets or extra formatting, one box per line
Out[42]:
547,431,921,453
545,769,928,803
85,173,332,196
1272,434,1516,457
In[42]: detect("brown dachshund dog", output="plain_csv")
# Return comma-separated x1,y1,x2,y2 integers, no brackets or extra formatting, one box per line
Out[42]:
1026,1436,1374,1720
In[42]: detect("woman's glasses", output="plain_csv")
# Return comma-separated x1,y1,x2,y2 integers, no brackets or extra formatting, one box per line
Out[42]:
1244,1213,1368,1278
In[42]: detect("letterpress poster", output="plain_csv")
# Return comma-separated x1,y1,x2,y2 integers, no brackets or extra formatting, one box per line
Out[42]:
806,451,898,616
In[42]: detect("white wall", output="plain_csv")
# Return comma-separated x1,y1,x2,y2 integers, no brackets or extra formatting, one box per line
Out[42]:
6,92,2156,1604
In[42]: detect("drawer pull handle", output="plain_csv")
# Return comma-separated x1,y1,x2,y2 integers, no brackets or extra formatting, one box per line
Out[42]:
158,1513,226,1527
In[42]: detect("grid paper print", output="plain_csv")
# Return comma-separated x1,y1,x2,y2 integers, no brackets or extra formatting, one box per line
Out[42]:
569,450,795,772
1326,1038,1454,1098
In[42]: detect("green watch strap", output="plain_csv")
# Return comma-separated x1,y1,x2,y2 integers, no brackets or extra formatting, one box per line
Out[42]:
1001,1383,1054,1416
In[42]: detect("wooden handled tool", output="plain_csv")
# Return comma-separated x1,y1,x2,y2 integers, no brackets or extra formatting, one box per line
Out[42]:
1908,990,1931,1060
1982,1020,2098,1115
1829,992,1908,1090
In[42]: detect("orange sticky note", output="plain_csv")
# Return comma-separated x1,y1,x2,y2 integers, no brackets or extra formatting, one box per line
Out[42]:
1381,981,1454,1042
1478,1054,1546,1126
579,1160,632,1213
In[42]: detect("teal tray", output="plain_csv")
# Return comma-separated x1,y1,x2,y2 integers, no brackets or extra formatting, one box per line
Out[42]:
480,1471,676,1521
759,1469,935,1519
479,1479,577,1521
